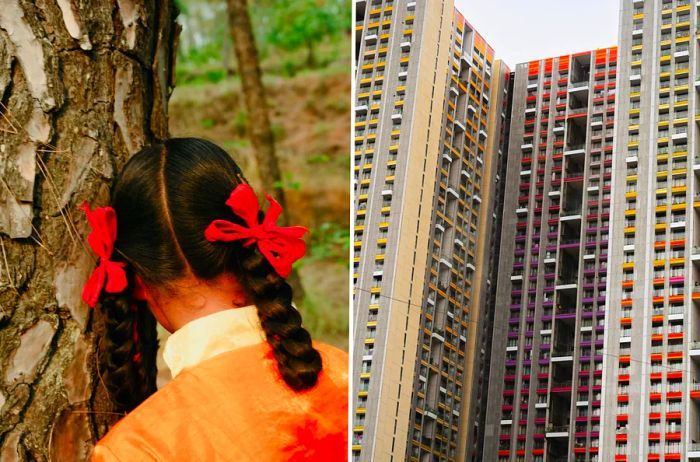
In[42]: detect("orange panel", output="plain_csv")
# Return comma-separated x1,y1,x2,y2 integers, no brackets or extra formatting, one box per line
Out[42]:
454,9,465,30
474,33,486,54
558,55,570,72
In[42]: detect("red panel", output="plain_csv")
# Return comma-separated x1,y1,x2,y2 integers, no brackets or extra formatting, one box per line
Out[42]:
528,60,540,76
544,58,553,75
595,48,607,65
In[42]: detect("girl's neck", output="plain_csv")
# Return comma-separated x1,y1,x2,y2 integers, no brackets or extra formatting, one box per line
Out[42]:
144,273,251,332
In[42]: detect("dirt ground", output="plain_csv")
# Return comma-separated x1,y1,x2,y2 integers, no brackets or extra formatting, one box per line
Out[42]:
158,68,349,373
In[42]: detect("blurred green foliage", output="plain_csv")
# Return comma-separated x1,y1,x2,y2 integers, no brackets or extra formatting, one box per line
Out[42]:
308,222,350,262
233,110,247,136
175,0,350,84
265,0,347,69
272,173,302,191
307,153,331,164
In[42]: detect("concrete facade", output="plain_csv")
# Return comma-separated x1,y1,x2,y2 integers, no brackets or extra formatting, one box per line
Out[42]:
352,2,511,461
601,0,700,460
483,48,618,462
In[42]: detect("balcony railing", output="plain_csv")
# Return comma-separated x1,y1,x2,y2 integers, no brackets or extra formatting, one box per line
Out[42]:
565,143,585,151
570,81,589,89
545,425,570,433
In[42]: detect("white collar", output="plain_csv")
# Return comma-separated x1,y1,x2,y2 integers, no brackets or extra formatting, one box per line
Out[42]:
162,305,265,378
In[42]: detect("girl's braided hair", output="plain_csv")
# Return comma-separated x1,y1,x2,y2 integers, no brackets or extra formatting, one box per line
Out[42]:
93,138,321,413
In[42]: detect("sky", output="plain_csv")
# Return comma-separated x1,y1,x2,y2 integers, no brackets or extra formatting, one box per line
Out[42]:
454,0,620,67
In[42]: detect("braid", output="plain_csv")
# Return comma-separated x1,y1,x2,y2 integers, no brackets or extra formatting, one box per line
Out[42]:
238,251,322,390
94,268,159,413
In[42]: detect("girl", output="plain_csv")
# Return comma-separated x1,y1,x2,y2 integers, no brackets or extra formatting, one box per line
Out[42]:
85,138,348,461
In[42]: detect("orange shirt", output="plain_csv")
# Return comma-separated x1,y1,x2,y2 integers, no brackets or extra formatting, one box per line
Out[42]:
92,308,348,461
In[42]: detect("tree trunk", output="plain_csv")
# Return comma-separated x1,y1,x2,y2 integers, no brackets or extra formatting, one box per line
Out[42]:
0,1,178,460
226,0,286,211
306,40,316,68
226,0,305,299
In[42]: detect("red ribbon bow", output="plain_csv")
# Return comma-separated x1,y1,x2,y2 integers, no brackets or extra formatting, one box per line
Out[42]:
81,202,128,307
204,184,308,278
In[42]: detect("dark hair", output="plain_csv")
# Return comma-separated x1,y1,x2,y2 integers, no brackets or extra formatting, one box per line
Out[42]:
94,138,322,413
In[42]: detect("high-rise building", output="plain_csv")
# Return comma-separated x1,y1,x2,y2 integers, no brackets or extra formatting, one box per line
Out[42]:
482,48,619,462
601,0,700,460
351,1,511,461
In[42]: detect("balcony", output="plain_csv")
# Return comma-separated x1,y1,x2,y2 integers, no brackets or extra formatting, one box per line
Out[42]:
690,341,700,358
545,425,570,438
692,247,700,265
567,107,588,117
569,81,589,90
365,33,378,43
673,50,690,61
689,442,700,460
460,53,471,68
559,236,581,247
550,381,573,393
690,382,700,405
551,349,574,363
564,144,586,156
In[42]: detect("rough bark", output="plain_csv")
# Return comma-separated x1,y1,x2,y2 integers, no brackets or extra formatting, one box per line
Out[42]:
226,0,305,299
0,1,178,460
